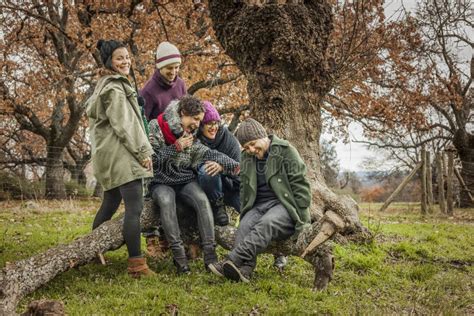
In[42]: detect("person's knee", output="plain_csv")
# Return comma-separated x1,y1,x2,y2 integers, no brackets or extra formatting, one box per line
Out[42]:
197,164,207,176
258,215,279,231
152,187,175,208
192,192,212,212
197,164,219,181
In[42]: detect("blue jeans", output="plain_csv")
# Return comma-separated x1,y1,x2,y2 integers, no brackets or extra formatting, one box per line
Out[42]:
197,164,241,213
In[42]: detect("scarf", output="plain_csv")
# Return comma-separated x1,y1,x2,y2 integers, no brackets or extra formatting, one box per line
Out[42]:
198,126,241,162
157,113,177,145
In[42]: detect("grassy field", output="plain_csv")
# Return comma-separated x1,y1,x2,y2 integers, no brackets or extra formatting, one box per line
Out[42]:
1,200,473,315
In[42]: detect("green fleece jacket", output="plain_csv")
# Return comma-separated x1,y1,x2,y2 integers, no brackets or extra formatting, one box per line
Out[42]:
86,74,153,190
240,135,312,235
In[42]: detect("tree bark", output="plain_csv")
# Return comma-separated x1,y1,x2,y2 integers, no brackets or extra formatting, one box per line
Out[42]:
0,199,368,315
454,167,474,204
446,150,455,216
421,147,427,215
457,149,474,207
426,151,433,212
436,152,446,214
452,130,474,208
44,146,67,199
207,1,367,291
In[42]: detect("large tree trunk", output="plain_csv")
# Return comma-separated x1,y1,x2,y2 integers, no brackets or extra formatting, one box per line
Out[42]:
208,0,365,291
208,0,358,220
457,148,474,208
44,146,67,199
0,199,367,315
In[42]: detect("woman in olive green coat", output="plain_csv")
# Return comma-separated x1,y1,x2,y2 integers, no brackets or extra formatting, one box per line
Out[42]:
86,40,154,278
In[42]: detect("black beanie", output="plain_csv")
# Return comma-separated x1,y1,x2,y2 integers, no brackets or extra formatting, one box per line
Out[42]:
96,39,126,70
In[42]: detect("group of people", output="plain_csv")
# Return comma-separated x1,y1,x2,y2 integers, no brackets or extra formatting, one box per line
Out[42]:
86,39,312,282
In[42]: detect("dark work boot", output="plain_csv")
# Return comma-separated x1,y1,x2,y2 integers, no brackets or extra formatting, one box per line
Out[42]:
203,246,218,270
173,259,191,275
212,197,229,226
172,246,191,275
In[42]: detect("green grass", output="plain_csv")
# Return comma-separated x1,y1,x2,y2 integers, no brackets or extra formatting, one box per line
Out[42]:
1,200,473,315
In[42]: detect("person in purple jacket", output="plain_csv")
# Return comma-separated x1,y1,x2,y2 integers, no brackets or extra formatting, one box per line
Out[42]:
140,41,187,121
140,41,187,260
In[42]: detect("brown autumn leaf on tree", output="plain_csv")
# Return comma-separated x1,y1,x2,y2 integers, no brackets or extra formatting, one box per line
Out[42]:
0,1,246,198
323,0,473,207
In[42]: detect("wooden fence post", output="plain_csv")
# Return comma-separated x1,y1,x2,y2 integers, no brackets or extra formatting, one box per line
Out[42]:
421,147,427,215
426,151,434,212
436,152,446,214
446,150,455,216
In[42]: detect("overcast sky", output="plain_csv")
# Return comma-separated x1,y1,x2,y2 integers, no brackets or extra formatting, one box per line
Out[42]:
331,0,470,172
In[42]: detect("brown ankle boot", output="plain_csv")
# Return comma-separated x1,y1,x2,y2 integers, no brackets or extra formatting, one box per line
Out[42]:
145,236,169,260
127,257,156,278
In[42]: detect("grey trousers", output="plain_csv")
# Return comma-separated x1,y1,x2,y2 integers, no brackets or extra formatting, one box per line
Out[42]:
227,199,295,268
151,181,215,262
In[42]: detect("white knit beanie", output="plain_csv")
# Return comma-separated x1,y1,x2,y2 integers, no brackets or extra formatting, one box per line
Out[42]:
155,42,182,69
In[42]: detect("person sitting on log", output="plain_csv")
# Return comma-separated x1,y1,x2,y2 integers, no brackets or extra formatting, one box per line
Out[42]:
148,95,240,275
86,39,155,278
208,118,311,282
196,101,241,226
197,104,290,269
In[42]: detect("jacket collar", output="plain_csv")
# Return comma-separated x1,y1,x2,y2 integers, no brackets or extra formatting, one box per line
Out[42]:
152,69,177,89
162,100,198,139
241,135,289,182
268,135,289,148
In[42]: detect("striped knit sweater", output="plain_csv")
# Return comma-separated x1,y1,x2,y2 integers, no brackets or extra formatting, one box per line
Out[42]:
148,100,239,188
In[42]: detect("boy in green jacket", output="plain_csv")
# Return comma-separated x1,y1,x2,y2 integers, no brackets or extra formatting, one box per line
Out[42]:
209,118,312,282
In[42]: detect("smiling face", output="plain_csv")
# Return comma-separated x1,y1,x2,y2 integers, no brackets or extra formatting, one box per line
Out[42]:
181,111,205,134
111,47,131,76
159,62,180,83
243,137,270,159
202,121,220,140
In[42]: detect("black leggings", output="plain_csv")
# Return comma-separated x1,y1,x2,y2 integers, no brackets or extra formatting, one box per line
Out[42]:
93,179,143,258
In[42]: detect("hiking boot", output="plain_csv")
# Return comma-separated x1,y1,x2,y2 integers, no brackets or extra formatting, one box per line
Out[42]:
213,198,229,226
207,260,226,277
273,255,288,270
145,235,169,260
127,257,156,278
223,260,252,283
173,258,191,275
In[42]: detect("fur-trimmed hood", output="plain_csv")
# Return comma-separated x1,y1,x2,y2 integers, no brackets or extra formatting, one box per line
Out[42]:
163,99,199,138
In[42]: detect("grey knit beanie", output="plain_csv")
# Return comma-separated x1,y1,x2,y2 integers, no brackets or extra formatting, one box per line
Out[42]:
235,118,268,146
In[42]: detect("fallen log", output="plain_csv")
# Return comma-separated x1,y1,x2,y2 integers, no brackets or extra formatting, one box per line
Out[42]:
0,196,368,315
